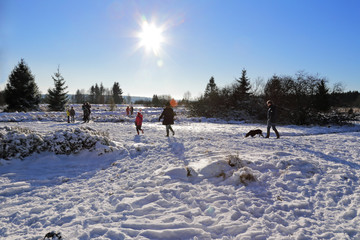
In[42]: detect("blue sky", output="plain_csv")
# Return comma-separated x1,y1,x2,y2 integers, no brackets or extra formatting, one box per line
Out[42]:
1,0,360,99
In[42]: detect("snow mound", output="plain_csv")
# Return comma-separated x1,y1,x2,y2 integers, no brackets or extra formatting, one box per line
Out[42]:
0,126,119,160
164,155,258,185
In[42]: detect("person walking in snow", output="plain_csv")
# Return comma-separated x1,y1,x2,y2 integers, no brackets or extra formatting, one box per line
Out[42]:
82,102,91,123
86,102,91,122
66,107,70,123
126,106,130,116
265,100,280,138
130,106,134,115
69,106,75,123
135,110,144,135
159,102,175,137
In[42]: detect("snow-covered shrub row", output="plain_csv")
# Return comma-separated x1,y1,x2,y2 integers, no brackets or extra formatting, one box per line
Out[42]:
0,126,118,160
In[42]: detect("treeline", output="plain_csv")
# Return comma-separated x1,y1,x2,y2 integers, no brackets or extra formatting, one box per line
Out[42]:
134,94,183,107
0,59,126,112
71,81,123,105
189,70,360,125
0,59,178,112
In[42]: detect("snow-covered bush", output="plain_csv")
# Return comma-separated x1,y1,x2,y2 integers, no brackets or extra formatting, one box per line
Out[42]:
0,126,45,160
0,126,118,160
42,127,114,155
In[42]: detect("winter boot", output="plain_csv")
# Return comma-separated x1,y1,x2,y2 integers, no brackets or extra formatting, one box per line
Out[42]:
265,129,270,138
274,129,280,139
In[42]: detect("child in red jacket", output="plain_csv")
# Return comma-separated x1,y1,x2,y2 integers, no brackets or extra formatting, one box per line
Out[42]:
135,111,144,135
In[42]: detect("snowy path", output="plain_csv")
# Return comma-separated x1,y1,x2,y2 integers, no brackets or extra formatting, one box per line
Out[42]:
1,120,360,239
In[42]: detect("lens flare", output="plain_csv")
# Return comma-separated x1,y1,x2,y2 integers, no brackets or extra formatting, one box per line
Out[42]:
170,98,178,107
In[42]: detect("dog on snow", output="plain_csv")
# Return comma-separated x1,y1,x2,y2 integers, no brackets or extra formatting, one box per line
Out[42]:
245,129,264,138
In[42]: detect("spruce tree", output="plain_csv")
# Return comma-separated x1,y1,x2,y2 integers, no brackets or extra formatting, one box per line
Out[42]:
89,85,96,103
99,83,105,104
152,94,160,106
238,69,251,96
0,90,5,106
75,89,85,103
204,76,218,98
314,79,330,112
234,69,251,102
46,67,68,111
4,59,41,112
112,82,123,104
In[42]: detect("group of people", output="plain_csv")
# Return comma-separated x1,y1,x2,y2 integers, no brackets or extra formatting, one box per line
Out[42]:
66,106,76,123
134,102,175,137
66,103,91,124
126,106,134,116
65,100,279,138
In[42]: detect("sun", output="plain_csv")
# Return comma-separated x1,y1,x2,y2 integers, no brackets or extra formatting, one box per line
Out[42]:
137,20,164,56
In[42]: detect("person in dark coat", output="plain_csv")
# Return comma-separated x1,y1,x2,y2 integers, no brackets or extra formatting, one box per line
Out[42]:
159,102,175,137
82,103,88,123
135,110,144,135
82,102,91,123
266,100,280,138
69,106,75,123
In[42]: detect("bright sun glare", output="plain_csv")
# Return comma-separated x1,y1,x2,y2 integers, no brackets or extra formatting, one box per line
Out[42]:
138,20,164,56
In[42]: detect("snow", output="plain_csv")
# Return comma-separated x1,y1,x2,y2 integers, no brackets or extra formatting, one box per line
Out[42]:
0,105,360,239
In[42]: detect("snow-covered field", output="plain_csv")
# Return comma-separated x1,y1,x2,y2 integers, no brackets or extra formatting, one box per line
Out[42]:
1,105,360,240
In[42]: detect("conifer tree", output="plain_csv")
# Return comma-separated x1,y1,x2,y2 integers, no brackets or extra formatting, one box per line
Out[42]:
0,90,5,106
75,89,86,103
234,69,251,102
4,59,41,112
238,69,251,95
204,76,219,98
112,82,123,104
99,83,105,104
152,94,160,106
46,66,68,111
89,85,96,103
314,79,330,112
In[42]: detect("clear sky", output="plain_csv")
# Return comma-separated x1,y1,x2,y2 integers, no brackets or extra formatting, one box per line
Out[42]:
1,0,360,99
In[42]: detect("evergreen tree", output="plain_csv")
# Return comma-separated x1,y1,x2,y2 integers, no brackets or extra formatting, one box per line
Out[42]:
152,94,160,106
233,69,251,102
0,89,5,106
4,59,41,112
89,85,96,103
46,66,69,111
75,89,86,103
99,83,105,104
94,83,100,103
264,75,284,105
204,76,219,98
112,82,123,104
314,79,330,112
